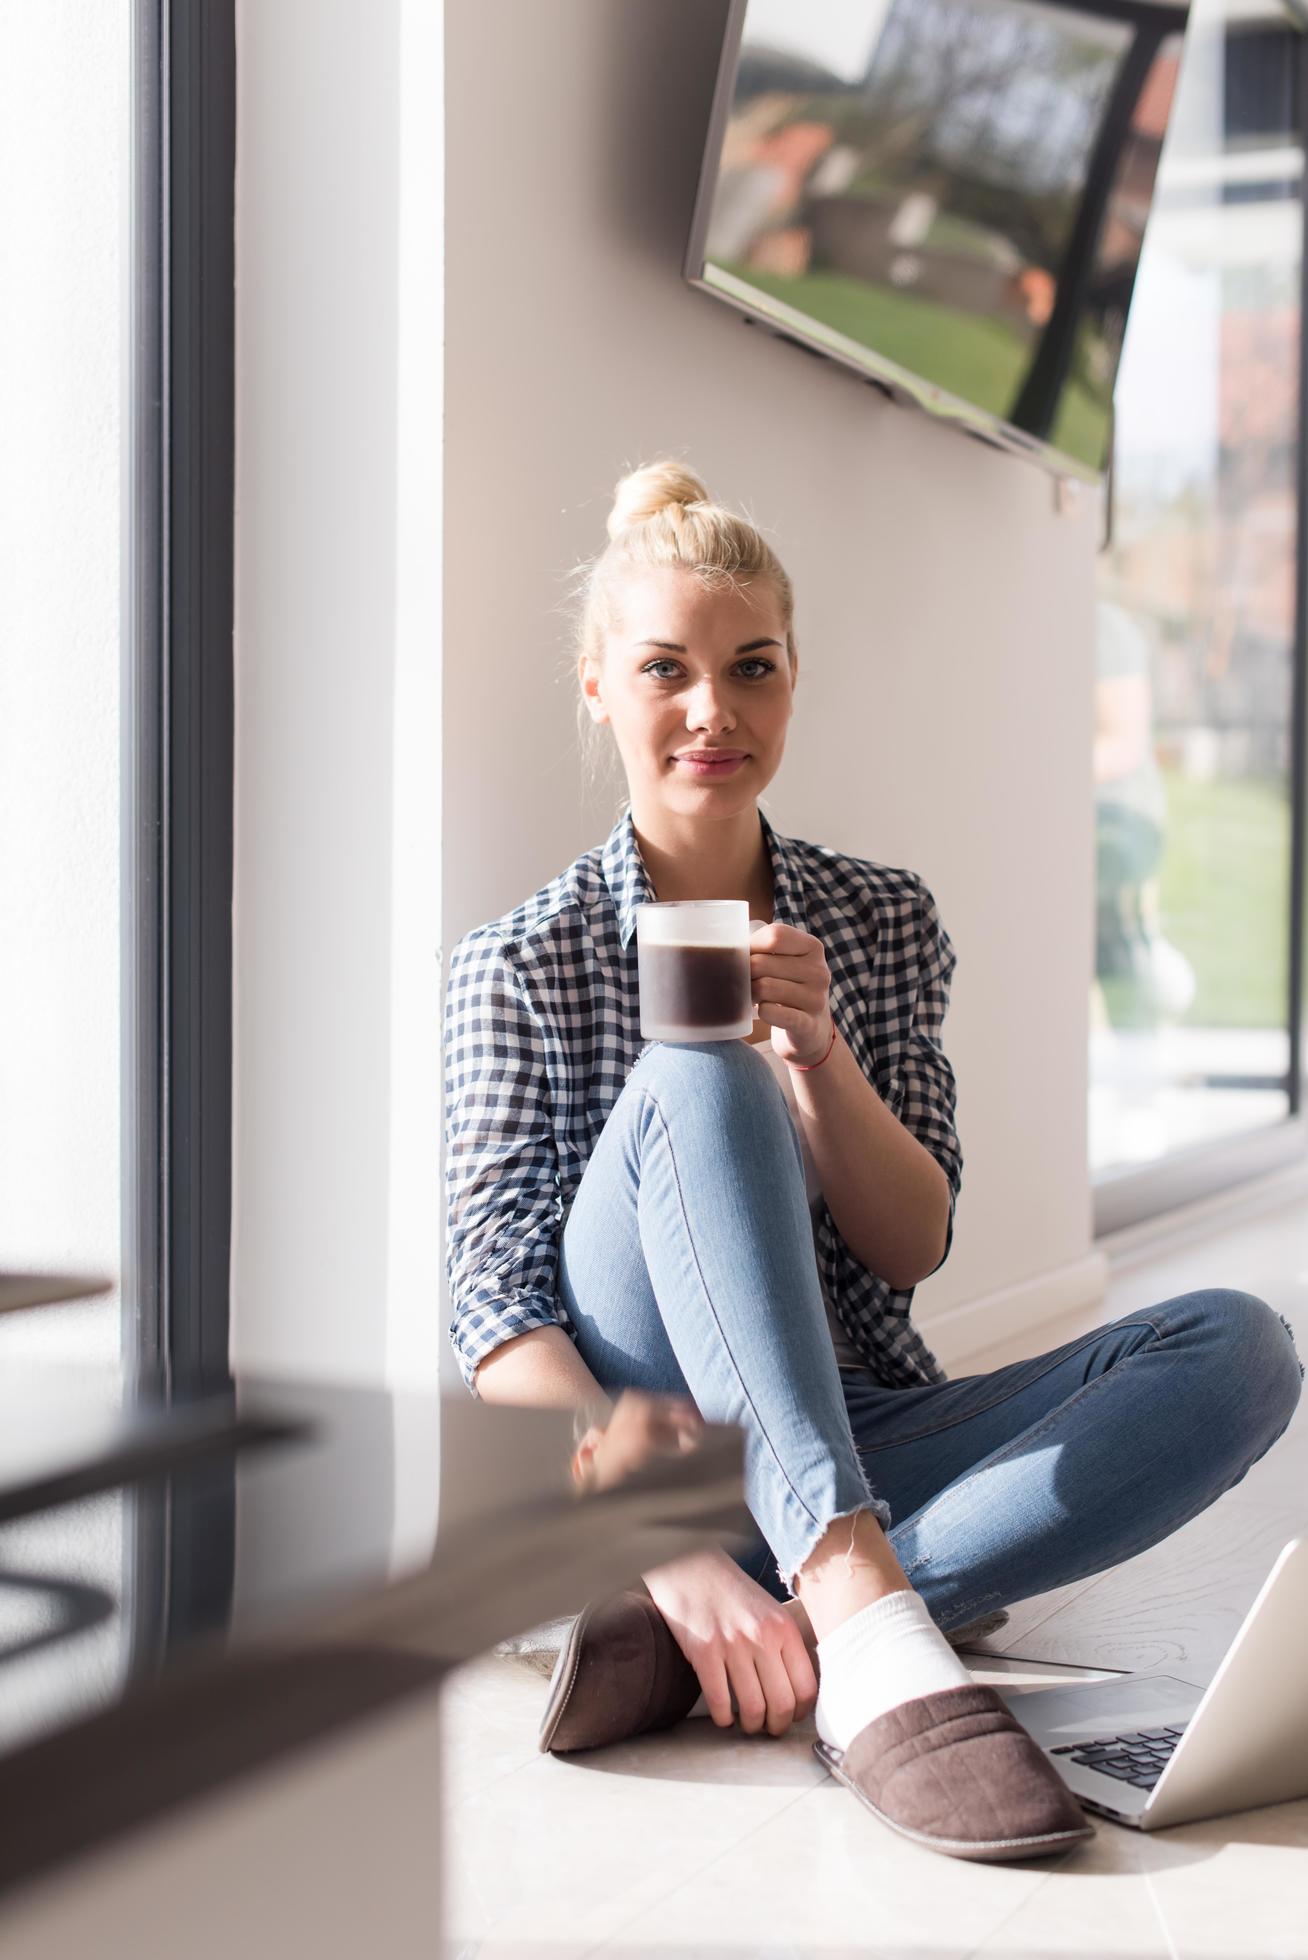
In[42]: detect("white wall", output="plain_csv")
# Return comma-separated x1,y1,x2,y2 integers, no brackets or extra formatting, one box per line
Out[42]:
0,0,126,1371
231,0,444,1387
0,0,129,1754
442,0,1104,1378
229,0,1103,1398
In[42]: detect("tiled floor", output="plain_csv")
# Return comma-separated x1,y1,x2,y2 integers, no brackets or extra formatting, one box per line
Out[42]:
440,1194,1308,1958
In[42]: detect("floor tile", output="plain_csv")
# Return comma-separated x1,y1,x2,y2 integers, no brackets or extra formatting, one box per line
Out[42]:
439,1658,544,1800
441,1716,826,1955
969,1797,1308,1957
974,1496,1305,1684
588,1768,1064,1958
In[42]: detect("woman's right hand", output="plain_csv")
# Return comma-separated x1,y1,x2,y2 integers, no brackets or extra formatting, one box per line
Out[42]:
573,1388,706,1494
640,1545,819,1738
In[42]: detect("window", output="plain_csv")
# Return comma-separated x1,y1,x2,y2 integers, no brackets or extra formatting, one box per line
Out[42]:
1091,0,1306,1225
0,0,237,1744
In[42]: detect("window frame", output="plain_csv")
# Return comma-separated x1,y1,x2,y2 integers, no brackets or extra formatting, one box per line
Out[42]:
124,0,238,1678
123,0,236,1397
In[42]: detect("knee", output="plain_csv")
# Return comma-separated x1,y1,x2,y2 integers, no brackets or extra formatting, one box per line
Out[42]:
1198,1288,1304,1438
630,1037,781,1120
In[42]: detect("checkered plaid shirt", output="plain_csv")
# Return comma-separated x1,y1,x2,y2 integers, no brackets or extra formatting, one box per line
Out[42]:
443,806,962,1397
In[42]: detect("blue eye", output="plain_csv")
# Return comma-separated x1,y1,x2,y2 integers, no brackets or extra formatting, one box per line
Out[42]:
640,658,777,681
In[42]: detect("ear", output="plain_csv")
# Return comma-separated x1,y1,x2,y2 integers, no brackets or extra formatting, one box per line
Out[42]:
578,651,609,726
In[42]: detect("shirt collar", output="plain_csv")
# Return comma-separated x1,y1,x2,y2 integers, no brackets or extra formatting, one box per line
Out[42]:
601,805,810,949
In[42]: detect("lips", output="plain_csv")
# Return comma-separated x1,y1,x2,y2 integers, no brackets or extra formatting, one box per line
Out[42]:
673,751,748,777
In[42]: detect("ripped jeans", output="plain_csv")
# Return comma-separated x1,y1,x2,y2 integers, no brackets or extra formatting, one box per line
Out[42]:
557,1040,1304,1630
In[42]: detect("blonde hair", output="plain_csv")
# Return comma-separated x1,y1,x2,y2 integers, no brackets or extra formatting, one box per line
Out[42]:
567,459,796,806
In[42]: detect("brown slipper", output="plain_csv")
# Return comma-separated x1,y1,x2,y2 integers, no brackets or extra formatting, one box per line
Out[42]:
945,1607,1009,1647
813,1683,1095,1863
538,1580,702,1755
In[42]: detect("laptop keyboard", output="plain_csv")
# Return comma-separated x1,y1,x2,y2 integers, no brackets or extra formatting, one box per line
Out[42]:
1050,1724,1189,1790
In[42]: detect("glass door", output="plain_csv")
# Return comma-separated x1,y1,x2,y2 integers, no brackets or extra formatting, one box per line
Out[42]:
1091,0,1306,1226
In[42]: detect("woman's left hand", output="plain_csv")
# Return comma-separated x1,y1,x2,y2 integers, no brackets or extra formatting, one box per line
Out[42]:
748,922,835,1068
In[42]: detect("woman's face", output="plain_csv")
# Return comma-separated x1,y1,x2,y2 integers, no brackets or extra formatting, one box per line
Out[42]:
580,565,797,816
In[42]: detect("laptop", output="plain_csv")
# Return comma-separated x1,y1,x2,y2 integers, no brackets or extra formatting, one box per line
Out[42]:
992,1537,1308,1830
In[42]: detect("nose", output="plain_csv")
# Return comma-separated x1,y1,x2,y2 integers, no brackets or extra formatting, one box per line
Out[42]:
686,678,735,735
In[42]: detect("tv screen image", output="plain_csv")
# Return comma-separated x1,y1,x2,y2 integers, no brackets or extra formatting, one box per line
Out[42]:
686,0,1191,479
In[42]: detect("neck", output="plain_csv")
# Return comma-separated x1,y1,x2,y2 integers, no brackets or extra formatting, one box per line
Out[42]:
629,799,774,914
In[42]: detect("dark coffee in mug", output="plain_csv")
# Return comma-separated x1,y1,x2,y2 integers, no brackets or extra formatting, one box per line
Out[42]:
634,898,753,1041
638,942,751,1034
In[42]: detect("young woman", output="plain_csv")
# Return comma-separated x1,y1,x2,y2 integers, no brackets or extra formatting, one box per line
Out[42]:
443,460,1302,1862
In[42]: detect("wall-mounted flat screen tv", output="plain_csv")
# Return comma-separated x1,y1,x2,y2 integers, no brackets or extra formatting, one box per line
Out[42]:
685,0,1191,481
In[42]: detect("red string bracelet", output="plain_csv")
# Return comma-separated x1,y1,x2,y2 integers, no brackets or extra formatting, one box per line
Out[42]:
786,1014,837,1072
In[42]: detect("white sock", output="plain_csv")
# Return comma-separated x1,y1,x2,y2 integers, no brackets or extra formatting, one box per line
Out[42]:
812,1589,974,1753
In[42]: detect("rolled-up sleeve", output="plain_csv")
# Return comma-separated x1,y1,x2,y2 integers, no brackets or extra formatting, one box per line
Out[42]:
443,930,565,1396
901,875,964,1276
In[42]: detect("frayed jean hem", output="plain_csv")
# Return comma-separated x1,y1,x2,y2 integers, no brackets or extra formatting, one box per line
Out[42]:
774,1490,894,1598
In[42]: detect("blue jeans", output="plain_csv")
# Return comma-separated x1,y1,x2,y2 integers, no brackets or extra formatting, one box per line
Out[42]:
557,1040,1304,1629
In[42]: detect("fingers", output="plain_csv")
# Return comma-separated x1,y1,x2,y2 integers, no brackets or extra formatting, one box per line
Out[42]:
748,923,824,957
751,969,829,1008
726,1647,770,1737
595,1393,688,1488
753,1640,803,1737
648,1401,705,1455
751,940,829,976
723,1625,814,1738
639,1390,702,1426
780,1623,819,1725
687,1634,766,1736
613,1391,700,1443
695,1650,736,1730
669,1588,815,1740
661,1396,705,1435
752,975,830,1034
752,987,820,1011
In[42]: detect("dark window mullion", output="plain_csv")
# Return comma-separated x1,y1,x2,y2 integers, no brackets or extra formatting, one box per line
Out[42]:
126,0,236,1682
1288,28,1308,1119
166,0,235,1395
123,0,165,1395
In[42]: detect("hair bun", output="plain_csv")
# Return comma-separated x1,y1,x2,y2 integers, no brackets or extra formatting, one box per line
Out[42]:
606,460,711,542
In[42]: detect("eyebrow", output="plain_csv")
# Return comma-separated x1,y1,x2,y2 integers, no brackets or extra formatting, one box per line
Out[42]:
632,638,782,655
